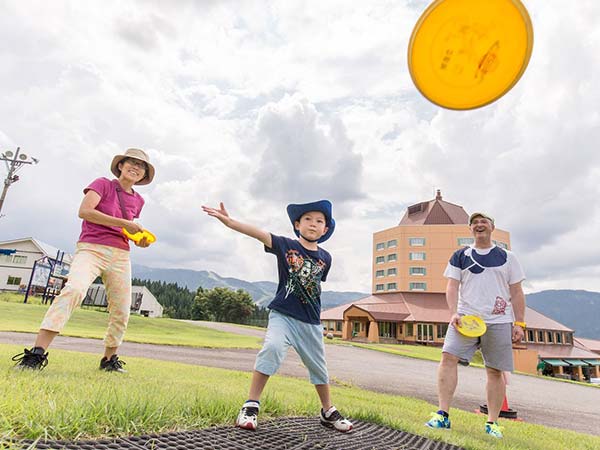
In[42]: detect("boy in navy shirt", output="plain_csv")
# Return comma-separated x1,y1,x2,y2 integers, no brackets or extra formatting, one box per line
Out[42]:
202,200,352,432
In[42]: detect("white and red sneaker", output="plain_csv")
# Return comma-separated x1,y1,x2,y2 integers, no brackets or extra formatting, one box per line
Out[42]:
320,406,353,432
235,401,259,431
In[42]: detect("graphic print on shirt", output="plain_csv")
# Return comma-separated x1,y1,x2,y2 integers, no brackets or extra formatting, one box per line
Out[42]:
284,249,327,306
491,296,507,315
450,246,507,274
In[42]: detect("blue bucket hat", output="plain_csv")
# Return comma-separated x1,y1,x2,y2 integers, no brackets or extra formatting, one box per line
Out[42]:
286,200,335,243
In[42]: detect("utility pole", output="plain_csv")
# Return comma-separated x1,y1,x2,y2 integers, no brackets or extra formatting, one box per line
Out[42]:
0,147,39,217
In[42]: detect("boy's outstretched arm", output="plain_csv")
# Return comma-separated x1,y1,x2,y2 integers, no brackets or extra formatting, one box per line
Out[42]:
202,202,272,248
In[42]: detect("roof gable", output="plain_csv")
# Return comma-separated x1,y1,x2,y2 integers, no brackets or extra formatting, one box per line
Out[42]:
399,191,469,226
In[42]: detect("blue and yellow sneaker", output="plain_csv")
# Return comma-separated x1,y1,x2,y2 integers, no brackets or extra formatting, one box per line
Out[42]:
425,412,451,429
485,421,504,438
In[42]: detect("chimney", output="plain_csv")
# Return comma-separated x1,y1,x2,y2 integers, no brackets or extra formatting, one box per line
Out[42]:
436,189,442,200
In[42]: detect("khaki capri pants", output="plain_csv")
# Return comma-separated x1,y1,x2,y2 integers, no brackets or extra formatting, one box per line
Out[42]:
40,242,132,348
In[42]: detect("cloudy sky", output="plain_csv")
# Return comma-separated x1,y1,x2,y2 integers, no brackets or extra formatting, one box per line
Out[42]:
1,0,599,294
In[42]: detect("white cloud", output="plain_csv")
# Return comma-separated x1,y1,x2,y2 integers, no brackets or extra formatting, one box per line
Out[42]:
1,0,600,294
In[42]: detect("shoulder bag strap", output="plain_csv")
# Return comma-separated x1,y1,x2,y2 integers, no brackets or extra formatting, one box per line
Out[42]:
114,183,131,221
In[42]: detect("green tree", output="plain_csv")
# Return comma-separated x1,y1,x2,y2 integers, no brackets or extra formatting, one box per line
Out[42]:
194,287,255,324
132,278,196,319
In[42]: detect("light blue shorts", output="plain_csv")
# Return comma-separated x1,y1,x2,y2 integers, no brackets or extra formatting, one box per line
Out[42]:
254,309,329,385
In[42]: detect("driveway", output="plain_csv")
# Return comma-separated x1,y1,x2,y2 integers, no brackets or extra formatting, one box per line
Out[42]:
2,327,598,436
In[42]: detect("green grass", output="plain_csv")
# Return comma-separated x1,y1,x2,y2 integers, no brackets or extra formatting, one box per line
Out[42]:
0,292,43,305
1,345,598,450
329,339,484,366
0,297,262,349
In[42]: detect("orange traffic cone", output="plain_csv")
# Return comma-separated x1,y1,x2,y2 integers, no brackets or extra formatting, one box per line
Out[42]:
479,372,518,419
501,395,510,413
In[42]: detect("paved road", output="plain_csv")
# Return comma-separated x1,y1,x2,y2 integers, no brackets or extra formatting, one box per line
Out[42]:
2,328,598,436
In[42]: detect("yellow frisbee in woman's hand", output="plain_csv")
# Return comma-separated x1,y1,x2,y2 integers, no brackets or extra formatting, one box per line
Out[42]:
408,0,534,110
456,315,487,337
122,228,156,244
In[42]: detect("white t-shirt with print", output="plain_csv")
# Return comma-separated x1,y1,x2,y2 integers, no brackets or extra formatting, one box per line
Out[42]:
444,245,525,324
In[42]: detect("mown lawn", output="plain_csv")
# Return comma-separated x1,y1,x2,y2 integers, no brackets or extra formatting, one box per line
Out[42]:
1,345,598,450
0,296,261,349
332,340,486,364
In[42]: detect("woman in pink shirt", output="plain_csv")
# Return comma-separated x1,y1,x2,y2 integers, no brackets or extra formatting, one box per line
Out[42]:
12,148,155,372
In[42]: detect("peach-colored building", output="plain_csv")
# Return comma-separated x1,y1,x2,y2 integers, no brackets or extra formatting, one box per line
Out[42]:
321,192,600,380
372,190,510,294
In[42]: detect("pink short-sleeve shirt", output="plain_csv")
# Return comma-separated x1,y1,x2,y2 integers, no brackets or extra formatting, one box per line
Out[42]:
78,178,145,251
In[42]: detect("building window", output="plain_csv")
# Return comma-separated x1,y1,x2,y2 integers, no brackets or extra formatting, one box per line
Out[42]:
409,237,425,246
555,332,562,344
387,253,397,262
387,239,397,248
375,270,385,278
387,282,397,290
0,254,12,263
13,255,27,264
409,282,426,291
406,323,414,337
527,329,534,342
547,331,554,343
457,238,474,246
409,252,426,261
323,321,333,331
375,256,385,264
375,284,384,291
378,321,397,338
376,242,385,251
437,323,448,339
417,323,434,342
409,267,426,276
336,321,342,332
565,333,573,344
7,276,22,285
537,330,544,342
398,323,403,335
387,268,397,276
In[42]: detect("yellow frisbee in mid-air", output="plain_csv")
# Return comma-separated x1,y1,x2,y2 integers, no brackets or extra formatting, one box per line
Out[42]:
456,315,487,337
408,0,534,110
122,228,156,244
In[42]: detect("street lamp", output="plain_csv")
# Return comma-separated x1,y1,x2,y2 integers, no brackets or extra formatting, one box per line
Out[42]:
0,147,39,217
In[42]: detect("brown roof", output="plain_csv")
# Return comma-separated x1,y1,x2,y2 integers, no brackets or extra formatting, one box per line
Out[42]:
401,292,452,322
525,343,600,360
346,301,411,321
399,191,469,226
574,337,600,354
525,308,573,332
321,295,394,320
322,294,576,336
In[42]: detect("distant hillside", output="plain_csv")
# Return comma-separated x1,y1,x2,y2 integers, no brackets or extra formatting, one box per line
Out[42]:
132,265,367,309
526,290,600,339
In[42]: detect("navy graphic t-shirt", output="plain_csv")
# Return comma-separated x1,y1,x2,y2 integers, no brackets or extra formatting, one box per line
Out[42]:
265,234,331,325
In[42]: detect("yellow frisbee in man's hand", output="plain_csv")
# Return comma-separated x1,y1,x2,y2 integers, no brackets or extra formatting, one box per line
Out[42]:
408,0,534,110
122,228,156,244
455,315,487,337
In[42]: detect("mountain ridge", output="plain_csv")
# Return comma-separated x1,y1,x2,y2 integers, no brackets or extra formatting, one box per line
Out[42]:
132,265,600,339
132,264,367,309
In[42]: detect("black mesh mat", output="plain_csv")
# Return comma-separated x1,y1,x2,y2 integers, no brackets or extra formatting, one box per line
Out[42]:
18,417,464,450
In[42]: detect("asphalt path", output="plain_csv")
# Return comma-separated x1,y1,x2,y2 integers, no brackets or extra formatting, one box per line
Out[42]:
2,327,598,436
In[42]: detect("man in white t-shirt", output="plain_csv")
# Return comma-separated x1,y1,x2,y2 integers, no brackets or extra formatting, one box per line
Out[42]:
425,212,526,439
